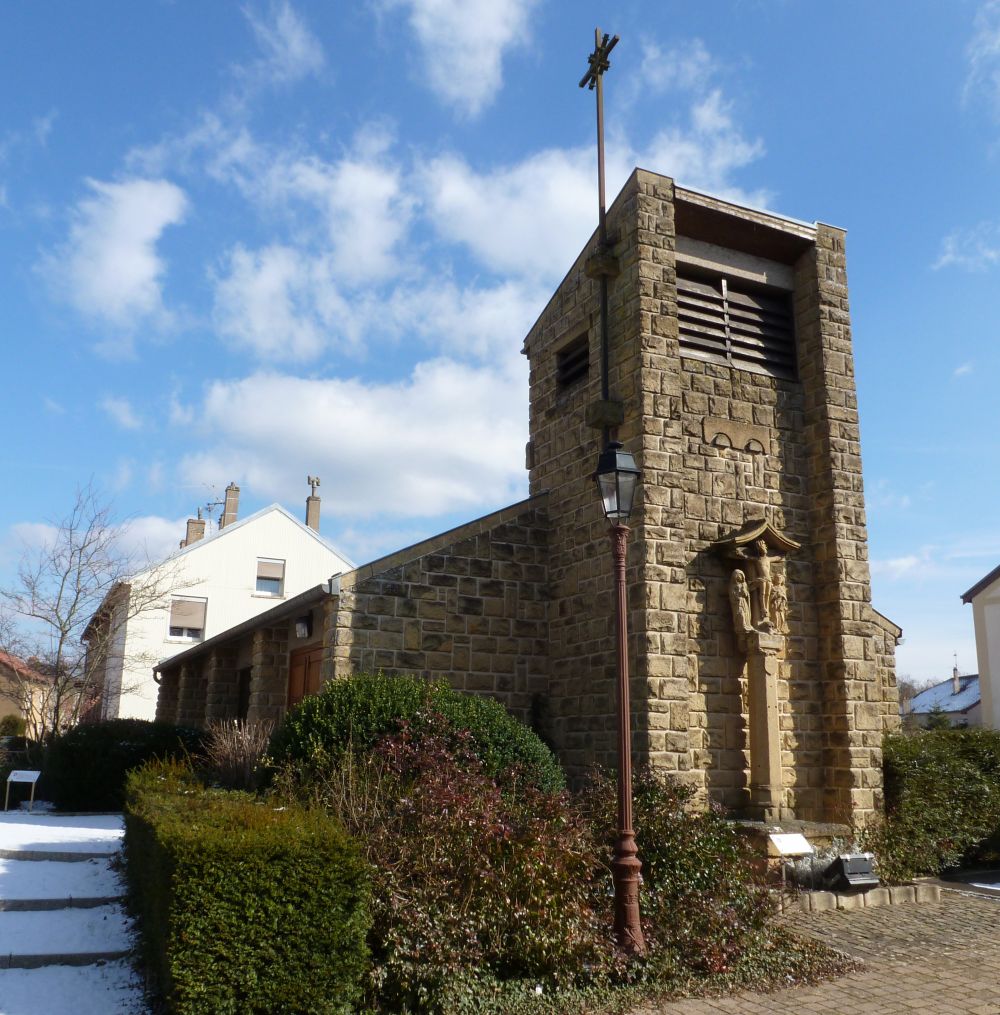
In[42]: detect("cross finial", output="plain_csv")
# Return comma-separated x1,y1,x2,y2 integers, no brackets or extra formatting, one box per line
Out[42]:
579,29,618,91
308,475,321,496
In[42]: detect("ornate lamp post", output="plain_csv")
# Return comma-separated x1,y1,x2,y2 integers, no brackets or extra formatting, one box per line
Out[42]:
593,440,645,955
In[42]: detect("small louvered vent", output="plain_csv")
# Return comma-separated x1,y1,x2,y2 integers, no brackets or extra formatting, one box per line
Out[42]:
556,333,589,389
677,274,796,379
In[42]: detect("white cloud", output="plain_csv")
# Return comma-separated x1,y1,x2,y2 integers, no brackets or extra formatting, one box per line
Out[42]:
42,397,65,415
100,396,143,431
871,554,923,581
419,146,596,281
636,38,714,95
111,459,134,492
638,90,768,205
117,515,192,564
46,178,188,331
250,127,416,285
213,244,335,361
177,359,529,518
243,1,325,86
954,361,974,377
386,0,537,118
868,478,912,513
965,0,1000,114
934,222,1000,270
384,277,548,364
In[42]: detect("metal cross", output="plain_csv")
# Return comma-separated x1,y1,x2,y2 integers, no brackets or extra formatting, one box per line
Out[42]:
579,28,619,249
308,475,321,496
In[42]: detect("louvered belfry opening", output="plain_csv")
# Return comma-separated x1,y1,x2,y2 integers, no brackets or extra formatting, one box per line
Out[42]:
677,272,797,379
556,332,589,390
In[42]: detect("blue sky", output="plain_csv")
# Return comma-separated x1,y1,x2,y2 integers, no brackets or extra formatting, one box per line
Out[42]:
1,0,998,681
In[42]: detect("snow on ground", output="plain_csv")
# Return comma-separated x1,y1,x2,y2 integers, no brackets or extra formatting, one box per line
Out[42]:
0,961,148,1015
0,813,123,853
0,813,148,1014
0,904,133,955
0,856,123,900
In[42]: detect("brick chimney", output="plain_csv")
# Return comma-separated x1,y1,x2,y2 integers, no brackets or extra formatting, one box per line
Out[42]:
181,513,207,548
306,475,321,531
953,664,961,696
220,482,240,529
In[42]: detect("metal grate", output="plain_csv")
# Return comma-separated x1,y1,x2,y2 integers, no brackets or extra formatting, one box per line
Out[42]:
677,274,796,379
556,332,590,389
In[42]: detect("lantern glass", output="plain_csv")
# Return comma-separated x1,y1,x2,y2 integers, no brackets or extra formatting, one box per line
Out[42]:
593,441,641,523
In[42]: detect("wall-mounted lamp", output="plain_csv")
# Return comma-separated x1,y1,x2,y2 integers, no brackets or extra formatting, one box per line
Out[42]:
294,615,313,639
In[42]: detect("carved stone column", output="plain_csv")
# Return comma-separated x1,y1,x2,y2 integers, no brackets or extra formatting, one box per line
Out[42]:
746,629,783,820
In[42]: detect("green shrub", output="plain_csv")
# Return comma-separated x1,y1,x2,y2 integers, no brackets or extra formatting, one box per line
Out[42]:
862,728,1000,881
582,769,774,977
278,712,614,1012
269,671,564,793
0,714,26,737
125,760,371,1015
45,719,204,811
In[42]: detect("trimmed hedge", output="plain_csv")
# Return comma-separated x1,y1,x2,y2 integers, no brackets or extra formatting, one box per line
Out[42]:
45,719,204,811
864,728,1000,881
268,671,565,793
125,761,371,1015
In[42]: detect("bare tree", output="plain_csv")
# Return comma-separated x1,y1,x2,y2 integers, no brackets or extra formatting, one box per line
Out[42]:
0,484,179,742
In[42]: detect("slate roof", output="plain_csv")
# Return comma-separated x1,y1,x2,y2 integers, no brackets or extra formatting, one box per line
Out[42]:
908,674,981,715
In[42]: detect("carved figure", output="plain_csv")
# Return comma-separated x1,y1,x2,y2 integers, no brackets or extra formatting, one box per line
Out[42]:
770,570,788,634
749,539,773,631
728,569,753,636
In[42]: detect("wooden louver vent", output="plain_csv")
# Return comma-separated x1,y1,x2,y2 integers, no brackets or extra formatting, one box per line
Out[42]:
556,333,589,390
677,274,796,379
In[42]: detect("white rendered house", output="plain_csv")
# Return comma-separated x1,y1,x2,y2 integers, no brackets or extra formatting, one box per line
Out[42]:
963,565,1000,730
87,483,352,721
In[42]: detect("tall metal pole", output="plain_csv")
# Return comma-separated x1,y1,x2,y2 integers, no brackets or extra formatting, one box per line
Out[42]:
580,28,619,440
610,522,645,955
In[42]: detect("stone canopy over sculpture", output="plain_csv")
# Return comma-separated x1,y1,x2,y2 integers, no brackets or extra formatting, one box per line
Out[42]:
715,520,800,643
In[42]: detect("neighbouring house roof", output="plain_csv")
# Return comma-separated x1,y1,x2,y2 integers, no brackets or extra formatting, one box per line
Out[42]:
962,564,1000,604
154,503,354,572
84,502,355,646
0,651,48,688
908,674,981,715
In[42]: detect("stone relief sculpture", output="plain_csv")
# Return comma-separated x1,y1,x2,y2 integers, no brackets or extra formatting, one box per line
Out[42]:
728,569,753,636
713,519,800,644
747,539,773,632
770,571,788,634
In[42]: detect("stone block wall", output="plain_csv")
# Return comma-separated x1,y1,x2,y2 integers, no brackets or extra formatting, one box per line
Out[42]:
205,646,240,723
523,175,646,772
325,499,550,724
248,626,289,723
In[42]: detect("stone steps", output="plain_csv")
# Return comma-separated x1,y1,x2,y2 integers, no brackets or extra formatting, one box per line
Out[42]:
0,817,133,973
0,903,132,969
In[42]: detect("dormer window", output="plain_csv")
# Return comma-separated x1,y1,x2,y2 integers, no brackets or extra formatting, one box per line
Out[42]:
256,558,285,596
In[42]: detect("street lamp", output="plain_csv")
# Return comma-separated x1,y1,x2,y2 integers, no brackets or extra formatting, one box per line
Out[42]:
593,440,645,956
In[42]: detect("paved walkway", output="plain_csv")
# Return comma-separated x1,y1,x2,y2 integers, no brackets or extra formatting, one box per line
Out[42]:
635,891,1000,1014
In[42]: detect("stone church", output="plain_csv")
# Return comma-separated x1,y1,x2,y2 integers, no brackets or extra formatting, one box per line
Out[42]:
155,169,901,826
